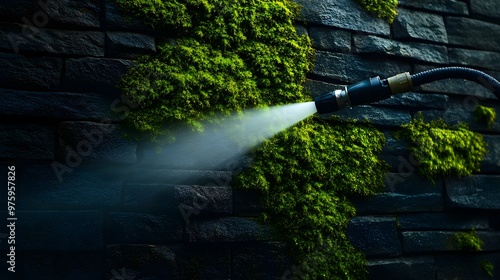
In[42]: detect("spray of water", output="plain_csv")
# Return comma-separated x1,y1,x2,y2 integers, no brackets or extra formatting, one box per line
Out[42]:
140,101,318,170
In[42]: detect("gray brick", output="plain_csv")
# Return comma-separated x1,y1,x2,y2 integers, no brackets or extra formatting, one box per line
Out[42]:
104,0,154,31
0,211,103,251
376,92,449,110
0,89,115,121
123,183,176,210
471,0,500,19
449,48,500,71
482,135,500,173
175,185,232,216
446,175,500,209
355,173,443,214
312,52,411,84
106,32,156,59
0,252,102,280
294,0,390,36
232,242,293,280
0,123,54,160
333,105,411,127
446,17,500,52
393,8,448,44
305,79,342,98
106,212,183,244
0,53,62,90
367,257,436,280
354,35,448,64
105,244,230,280
398,0,468,15
347,216,401,257
186,217,271,242
18,164,123,208
414,64,498,99
398,213,490,230
308,27,350,53
57,121,137,164
436,254,500,280
0,24,104,56
64,57,134,95
0,0,100,27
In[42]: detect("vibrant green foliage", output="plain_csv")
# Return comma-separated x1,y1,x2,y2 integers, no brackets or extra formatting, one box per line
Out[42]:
481,260,495,277
116,0,314,142
395,114,487,180
454,229,483,252
237,118,389,279
474,105,496,128
355,0,398,23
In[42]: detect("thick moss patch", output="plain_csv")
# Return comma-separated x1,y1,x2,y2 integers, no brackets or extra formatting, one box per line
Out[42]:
355,0,398,23
395,114,487,180
474,105,496,128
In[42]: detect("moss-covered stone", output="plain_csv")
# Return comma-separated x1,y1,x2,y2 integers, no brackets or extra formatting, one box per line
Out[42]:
355,0,398,23
454,229,483,252
395,113,487,181
236,118,389,279
474,105,496,128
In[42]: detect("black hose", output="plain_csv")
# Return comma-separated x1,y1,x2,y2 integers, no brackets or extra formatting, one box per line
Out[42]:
411,67,500,99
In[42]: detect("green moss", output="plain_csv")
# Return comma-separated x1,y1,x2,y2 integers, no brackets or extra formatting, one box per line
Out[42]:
117,0,313,142
355,0,398,23
481,260,495,277
236,118,388,279
474,105,496,128
454,229,483,252
395,113,487,181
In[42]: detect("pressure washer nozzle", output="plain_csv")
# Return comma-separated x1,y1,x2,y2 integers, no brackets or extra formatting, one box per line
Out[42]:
314,72,413,115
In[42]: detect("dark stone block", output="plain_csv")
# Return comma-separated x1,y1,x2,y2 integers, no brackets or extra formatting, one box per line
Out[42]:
232,241,293,280
294,0,390,36
0,53,62,90
347,216,401,257
446,175,500,209
106,212,183,244
414,64,498,99
17,164,123,208
333,105,411,127
0,0,100,28
398,213,490,230
125,168,233,186
355,173,443,214
0,24,105,56
354,35,448,64
312,52,411,84
105,243,231,280
0,123,54,160
304,79,343,98
446,17,500,52
0,252,102,280
398,0,468,15
0,89,115,121
105,0,154,31
186,217,271,242
449,48,500,71
0,211,102,251
393,9,448,43
295,24,308,37
64,57,134,96
402,231,455,252
123,183,176,210
376,92,449,110
233,188,265,217
57,121,137,164
175,185,232,216
367,257,436,280
106,32,156,59
471,0,500,20
436,253,500,280
482,135,500,173
308,27,350,53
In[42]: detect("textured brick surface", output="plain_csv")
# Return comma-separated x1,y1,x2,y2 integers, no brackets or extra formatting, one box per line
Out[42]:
393,9,448,43
470,0,500,19
446,17,500,52
446,175,500,209
367,257,436,280
0,123,54,160
0,53,62,90
398,0,468,15
334,105,412,127
186,217,272,242
308,27,351,53
106,32,156,59
347,217,401,257
449,48,500,71
398,213,489,230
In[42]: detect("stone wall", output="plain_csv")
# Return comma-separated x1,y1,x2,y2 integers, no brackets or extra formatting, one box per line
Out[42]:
0,0,499,279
